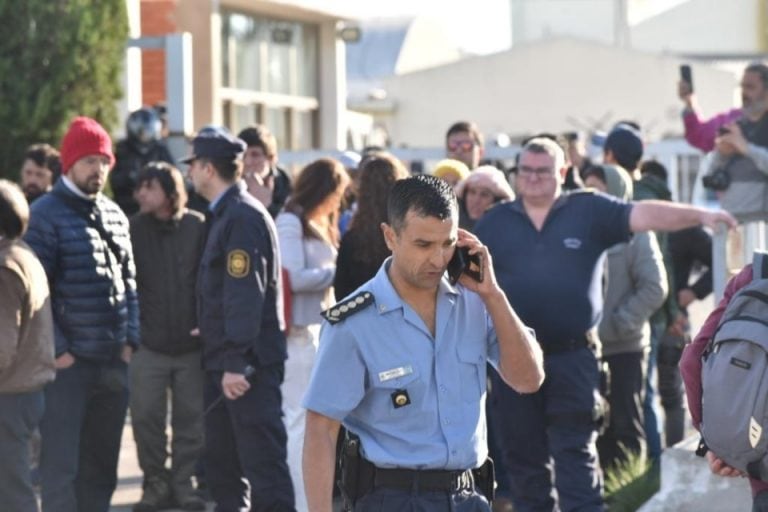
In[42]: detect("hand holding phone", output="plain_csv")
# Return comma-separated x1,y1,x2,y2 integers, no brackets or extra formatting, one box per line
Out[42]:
447,246,485,285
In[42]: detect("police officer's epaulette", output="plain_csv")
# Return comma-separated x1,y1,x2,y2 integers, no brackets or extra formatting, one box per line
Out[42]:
321,291,374,325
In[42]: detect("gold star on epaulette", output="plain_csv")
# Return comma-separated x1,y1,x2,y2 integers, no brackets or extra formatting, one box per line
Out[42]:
322,292,374,324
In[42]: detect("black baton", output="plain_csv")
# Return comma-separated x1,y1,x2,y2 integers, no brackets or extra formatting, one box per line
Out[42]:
203,365,255,416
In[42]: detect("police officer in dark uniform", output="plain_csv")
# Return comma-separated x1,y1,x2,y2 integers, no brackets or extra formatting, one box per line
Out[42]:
182,127,294,512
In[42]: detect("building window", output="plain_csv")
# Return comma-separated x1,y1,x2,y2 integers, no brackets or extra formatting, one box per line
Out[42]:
220,10,319,149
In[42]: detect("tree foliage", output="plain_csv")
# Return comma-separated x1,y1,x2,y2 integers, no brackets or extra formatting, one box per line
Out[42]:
0,0,128,180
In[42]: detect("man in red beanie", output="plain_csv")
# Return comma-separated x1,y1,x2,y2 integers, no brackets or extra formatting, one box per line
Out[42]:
24,116,139,512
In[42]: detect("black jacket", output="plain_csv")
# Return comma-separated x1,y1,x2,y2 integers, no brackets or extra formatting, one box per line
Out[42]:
197,183,286,372
130,210,206,355
111,139,174,216
669,226,713,306
268,165,292,218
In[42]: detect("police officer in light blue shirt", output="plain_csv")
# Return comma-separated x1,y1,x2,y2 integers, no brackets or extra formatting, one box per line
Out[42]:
302,175,545,512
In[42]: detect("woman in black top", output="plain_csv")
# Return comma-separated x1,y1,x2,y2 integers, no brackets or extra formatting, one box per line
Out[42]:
333,152,409,299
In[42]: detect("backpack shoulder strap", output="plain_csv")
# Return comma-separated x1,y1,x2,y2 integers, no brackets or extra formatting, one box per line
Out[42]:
752,250,768,281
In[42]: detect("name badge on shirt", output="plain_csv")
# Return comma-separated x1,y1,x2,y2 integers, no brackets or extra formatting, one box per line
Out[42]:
378,365,413,383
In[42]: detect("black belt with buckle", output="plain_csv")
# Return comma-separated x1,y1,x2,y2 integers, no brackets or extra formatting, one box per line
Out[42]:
373,466,475,492
542,331,598,356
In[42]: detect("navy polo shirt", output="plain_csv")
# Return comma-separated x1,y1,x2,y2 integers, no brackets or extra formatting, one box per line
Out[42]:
475,190,633,348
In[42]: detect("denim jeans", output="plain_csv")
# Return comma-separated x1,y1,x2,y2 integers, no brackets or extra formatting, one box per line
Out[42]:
40,357,129,512
0,391,45,512
643,320,665,461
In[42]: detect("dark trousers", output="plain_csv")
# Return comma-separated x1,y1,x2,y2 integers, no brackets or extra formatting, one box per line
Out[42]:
355,487,491,511
0,391,45,512
130,347,204,500
657,334,687,448
493,347,604,512
40,357,129,512
597,351,647,470
204,363,294,512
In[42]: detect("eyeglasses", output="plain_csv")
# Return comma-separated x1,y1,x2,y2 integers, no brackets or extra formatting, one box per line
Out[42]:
447,141,476,152
518,166,555,178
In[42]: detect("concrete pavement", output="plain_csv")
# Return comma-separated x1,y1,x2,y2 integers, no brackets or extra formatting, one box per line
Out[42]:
109,418,213,512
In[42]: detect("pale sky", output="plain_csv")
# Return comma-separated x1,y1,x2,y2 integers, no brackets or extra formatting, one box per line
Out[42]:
318,0,691,55
323,0,513,55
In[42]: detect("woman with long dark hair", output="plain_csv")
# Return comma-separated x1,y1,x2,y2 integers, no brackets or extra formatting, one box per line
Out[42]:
275,157,349,512
333,152,409,299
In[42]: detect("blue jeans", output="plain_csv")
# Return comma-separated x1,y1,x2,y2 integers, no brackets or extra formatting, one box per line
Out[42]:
643,320,665,462
40,357,129,512
0,391,45,512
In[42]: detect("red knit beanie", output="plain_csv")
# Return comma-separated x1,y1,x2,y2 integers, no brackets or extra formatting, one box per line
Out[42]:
59,117,115,174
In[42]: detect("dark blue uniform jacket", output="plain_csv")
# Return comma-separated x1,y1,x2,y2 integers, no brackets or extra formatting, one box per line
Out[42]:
197,182,286,373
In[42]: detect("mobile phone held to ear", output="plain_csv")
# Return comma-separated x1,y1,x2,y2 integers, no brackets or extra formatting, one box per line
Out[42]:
680,64,693,93
447,247,484,285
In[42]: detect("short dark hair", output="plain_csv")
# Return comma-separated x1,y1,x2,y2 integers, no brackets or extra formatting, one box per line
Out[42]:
24,143,61,182
446,121,484,147
137,161,188,214
387,175,457,233
746,62,768,88
237,124,278,157
0,180,29,239
201,157,242,183
640,160,669,182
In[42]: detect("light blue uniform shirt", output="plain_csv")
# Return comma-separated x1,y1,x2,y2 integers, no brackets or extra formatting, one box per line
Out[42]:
303,259,501,470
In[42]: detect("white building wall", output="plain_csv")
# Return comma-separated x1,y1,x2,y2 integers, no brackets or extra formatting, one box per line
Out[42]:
381,39,738,148
510,0,616,46
630,0,759,54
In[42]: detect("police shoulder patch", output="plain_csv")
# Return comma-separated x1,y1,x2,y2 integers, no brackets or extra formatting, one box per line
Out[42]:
227,249,250,278
322,291,374,324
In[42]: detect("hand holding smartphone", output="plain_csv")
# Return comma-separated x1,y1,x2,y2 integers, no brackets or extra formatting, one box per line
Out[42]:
447,246,484,285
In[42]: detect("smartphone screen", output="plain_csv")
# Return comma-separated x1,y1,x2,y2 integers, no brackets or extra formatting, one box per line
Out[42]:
680,64,693,93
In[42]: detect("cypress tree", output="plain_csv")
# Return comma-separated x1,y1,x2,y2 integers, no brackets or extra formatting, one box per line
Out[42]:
0,0,128,180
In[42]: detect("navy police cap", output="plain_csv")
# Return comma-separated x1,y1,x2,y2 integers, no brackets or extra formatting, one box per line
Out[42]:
179,126,247,164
